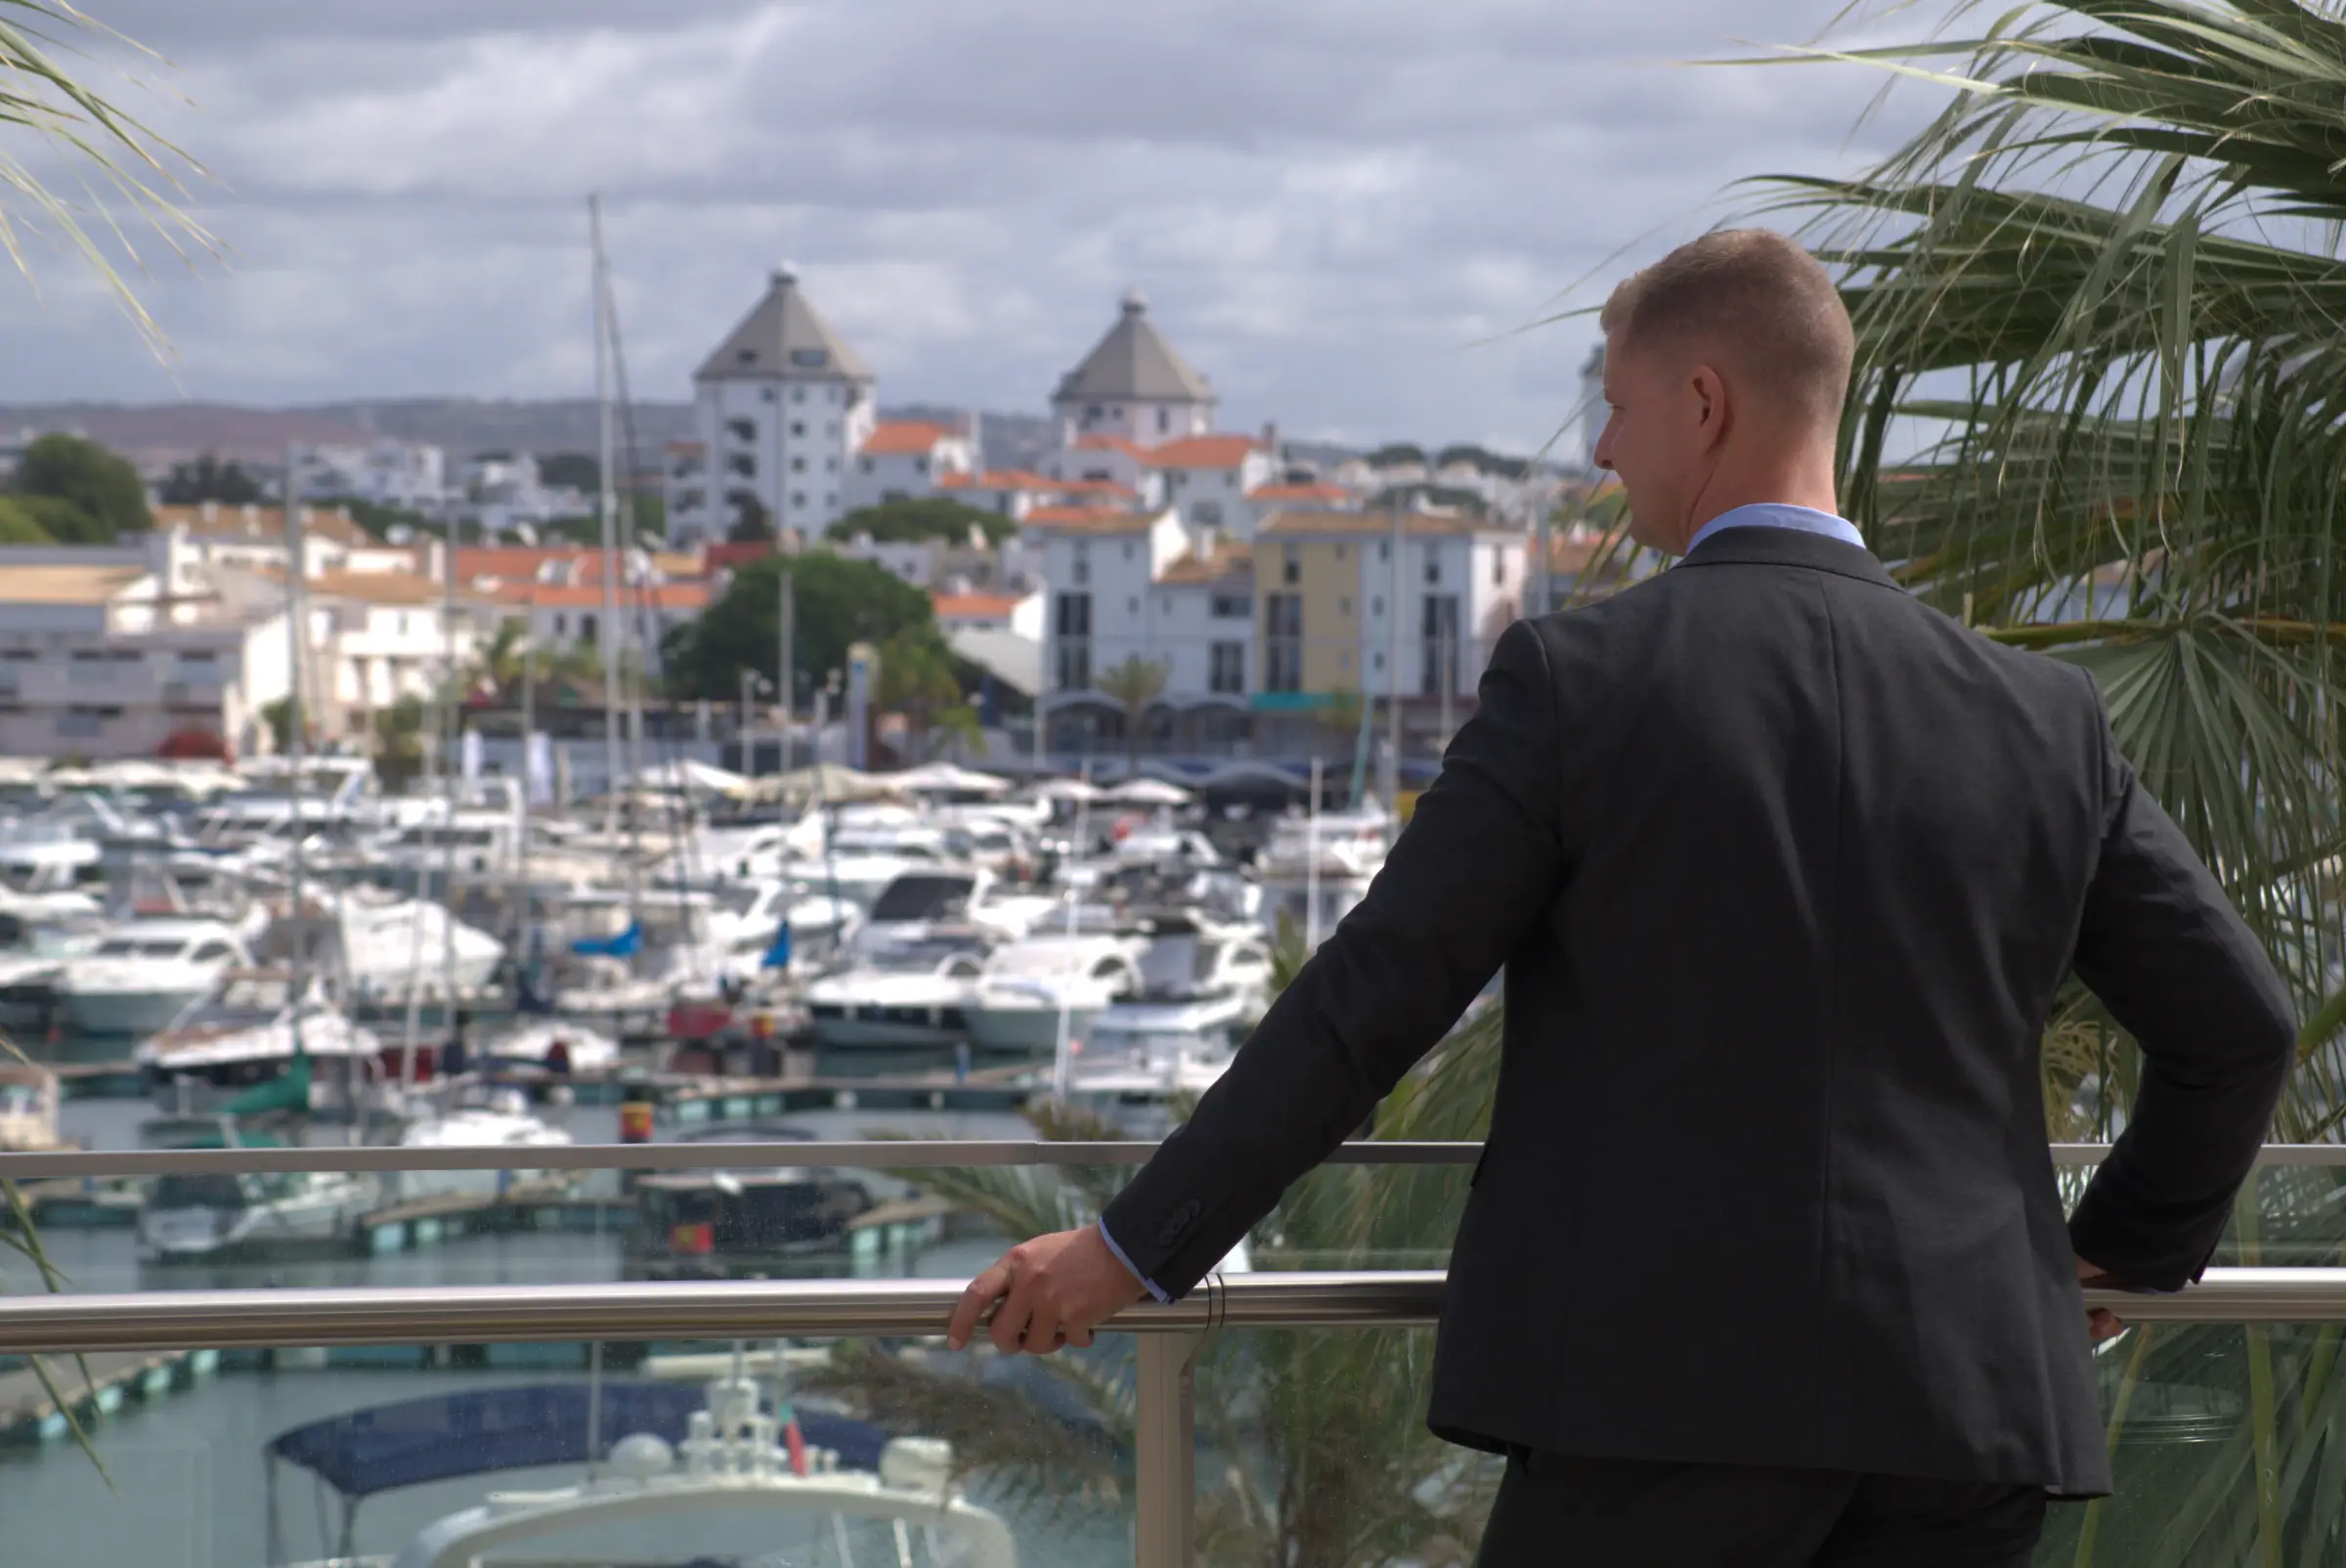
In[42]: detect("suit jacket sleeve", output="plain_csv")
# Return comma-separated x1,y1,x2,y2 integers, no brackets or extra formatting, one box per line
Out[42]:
1099,618,1568,1297
2064,675,2295,1289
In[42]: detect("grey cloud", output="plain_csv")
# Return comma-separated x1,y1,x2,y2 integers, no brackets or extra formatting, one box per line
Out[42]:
5,0,1940,450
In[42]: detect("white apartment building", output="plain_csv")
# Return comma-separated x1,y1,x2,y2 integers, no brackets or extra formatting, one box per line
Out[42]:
843,419,977,512
1021,505,1192,699
0,561,292,761
296,441,447,510
666,267,877,545
1051,292,1216,447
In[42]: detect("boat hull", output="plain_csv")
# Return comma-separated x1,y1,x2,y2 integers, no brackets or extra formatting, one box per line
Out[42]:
65,986,210,1039
963,1002,1103,1054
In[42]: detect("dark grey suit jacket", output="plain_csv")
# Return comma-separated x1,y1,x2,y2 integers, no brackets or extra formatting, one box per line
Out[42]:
1100,525,2294,1497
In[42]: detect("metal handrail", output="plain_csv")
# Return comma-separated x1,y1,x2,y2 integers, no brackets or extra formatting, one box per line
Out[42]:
0,1269,2339,1355
4,1138,2342,1182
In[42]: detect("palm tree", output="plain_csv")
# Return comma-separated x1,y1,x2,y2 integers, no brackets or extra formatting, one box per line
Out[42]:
1092,654,1169,773
1745,3,2346,1557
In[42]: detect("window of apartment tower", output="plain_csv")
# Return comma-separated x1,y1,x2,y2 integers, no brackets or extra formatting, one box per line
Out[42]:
760,387,776,403
727,418,755,443
1425,554,1443,586
1209,640,1244,693
791,493,805,507
580,614,597,645
861,458,875,474
1494,550,1505,586
1122,543,1135,561
791,457,806,473
791,421,806,437
793,387,805,403
1282,546,1300,586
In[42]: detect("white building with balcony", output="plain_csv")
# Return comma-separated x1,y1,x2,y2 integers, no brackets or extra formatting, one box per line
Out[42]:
666,267,877,545
844,419,977,513
296,441,447,510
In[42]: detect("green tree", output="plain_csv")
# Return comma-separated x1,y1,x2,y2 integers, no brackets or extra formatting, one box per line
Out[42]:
257,696,304,753
1092,654,1168,770
538,452,599,493
0,498,53,543
876,627,977,761
662,550,936,704
725,493,774,544
13,433,149,536
371,695,428,793
158,451,262,505
826,495,1016,547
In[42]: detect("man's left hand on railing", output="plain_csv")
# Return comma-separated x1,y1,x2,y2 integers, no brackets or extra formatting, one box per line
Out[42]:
947,1226,1148,1355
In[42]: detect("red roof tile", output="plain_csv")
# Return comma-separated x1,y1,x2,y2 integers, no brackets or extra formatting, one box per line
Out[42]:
861,420,963,457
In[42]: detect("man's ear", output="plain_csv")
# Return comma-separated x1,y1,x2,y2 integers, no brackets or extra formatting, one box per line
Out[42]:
1689,364,1729,451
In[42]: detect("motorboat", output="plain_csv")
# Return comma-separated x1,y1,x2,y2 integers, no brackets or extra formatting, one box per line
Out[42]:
390,1077,576,1204
56,917,256,1037
625,1124,882,1280
263,1370,1017,1568
136,970,385,1114
962,933,1142,1054
268,885,508,1009
470,1017,623,1074
137,1123,374,1263
0,901,109,1037
804,934,989,1049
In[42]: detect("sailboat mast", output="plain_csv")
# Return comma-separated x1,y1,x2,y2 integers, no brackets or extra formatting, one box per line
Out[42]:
442,509,461,1027
591,193,625,849
282,447,310,1060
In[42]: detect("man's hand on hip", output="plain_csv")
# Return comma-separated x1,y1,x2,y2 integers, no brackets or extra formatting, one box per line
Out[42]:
946,1226,1149,1355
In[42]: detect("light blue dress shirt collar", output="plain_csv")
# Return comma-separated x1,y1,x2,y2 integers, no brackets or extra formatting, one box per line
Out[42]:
1685,502,1865,556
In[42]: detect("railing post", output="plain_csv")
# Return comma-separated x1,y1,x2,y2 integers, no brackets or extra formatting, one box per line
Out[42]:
1135,1328,1204,1568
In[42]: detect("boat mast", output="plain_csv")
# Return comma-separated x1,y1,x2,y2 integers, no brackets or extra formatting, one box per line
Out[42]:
281,451,310,1071
590,193,626,874
441,506,462,1045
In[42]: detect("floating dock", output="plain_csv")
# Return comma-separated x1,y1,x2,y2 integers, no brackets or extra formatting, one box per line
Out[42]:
0,1345,218,1445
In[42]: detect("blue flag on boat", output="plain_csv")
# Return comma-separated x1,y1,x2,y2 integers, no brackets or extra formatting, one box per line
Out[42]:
571,921,642,959
760,923,793,970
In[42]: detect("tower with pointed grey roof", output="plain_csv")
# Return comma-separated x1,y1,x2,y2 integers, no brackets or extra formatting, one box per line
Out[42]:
1052,290,1217,450
665,265,876,545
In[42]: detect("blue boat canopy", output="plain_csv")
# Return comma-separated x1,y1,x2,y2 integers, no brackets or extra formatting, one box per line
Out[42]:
264,1383,888,1500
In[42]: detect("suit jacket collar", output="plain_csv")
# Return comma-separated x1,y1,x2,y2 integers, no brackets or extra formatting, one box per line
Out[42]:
1676,522,1901,592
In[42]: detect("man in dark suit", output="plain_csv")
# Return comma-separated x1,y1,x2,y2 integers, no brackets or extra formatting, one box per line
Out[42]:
946,230,2297,1565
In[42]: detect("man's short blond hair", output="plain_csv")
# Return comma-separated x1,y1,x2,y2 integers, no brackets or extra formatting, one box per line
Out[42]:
1599,229,1855,432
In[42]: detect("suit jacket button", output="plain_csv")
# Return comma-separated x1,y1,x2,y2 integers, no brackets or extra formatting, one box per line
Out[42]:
1157,1198,1202,1247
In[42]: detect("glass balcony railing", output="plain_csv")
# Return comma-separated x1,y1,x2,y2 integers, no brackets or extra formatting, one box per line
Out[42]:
5,1142,2346,1565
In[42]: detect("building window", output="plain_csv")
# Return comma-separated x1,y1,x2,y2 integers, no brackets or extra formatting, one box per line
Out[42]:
1210,592,1250,619
729,455,756,478
1054,592,1093,638
1128,596,1140,615
581,613,599,646
791,350,828,369
554,614,568,635
1339,597,1351,616
1194,500,1222,526
1493,550,1505,586
1055,642,1092,692
1420,594,1459,698
1380,541,1391,562
1372,595,1384,617
727,418,755,443
760,387,776,403
791,421,806,437
1209,641,1245,693
1425,554,1442,586
1282,545,1300,587
826,457,839,472
791,457,805,473
1157,408,1170,434
1072,551,1090,588
1264,593,1303,693
792,388,805,404
1122,544,1134,561
860,457,875,474
1161,596,1172,614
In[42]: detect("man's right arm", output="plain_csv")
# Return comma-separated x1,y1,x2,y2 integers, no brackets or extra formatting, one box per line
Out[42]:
2065,684,2295,1290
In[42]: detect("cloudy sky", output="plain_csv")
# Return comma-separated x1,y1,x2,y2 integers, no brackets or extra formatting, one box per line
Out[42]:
0,0,1938,451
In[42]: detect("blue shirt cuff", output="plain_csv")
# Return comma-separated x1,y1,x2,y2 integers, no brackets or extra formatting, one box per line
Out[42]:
1097,1220,1171,1304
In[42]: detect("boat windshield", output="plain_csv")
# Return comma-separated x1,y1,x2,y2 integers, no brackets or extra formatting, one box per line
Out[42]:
715,884,767,916
175,991,284,1031
92,937,192,960
149,1173,246,1210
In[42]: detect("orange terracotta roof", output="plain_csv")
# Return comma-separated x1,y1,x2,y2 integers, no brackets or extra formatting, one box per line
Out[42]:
456,545,594,582
1247,481,1349,503
704,540,776,570
861,420,963,457
1022,505,1151,533
1156,542,1254,586
665,439,707,456
483,580,712,611
1070,434,1151,460
309,568,451,606
1257,506,1501,540
155,502,371,547
933,591,1026,620
1149,434,1260,469
1051,477,1138,499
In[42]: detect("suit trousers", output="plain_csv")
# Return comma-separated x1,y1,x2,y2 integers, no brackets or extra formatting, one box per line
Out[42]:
1475,1453,2050,1568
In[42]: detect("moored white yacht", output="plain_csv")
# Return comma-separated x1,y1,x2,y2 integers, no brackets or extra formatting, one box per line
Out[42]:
804,934,989,1049
57,917,256,1037
963,932,1142,1053
390,1078,577,1203
135,970,385,1113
